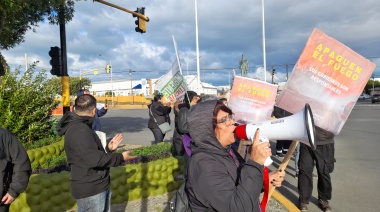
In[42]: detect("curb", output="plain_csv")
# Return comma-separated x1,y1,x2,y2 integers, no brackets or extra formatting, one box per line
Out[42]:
273,190,300,212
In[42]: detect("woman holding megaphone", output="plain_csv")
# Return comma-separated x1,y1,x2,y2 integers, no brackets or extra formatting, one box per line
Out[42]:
185,100,285,212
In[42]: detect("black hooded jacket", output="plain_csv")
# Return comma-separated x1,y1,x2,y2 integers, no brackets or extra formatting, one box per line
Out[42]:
186,100,264,212
0,128,31,199
56,112,124,199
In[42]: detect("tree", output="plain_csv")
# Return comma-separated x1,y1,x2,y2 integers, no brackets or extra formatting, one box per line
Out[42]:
0,0,79,50
0,0,83,76
364,79,380,94
0,64,59,144
47,76,91,96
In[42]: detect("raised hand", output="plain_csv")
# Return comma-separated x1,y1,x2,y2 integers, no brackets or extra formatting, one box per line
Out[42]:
249,129,272,165
108,134,123,151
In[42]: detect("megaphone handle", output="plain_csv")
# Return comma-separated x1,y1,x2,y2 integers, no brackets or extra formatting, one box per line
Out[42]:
267,140,299,199
258,136,273,167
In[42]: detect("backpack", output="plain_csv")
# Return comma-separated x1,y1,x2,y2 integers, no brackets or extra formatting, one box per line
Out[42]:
169,183,190,212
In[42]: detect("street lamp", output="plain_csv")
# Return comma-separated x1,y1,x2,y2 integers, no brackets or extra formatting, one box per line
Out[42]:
261,0,267,82
99,54,114,107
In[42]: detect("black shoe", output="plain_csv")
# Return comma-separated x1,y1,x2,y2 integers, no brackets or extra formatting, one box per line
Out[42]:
298,202,308,212
276,153,284,159
318,199,331,211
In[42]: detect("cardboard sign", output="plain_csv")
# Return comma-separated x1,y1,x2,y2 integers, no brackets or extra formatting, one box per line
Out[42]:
276,29,376,135
228,76,278,123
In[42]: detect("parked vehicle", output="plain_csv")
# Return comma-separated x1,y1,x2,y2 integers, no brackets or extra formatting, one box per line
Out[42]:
372,94,380,103
359,93,370,100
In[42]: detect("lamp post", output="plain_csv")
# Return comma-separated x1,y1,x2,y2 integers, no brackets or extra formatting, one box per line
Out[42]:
194,0,201,94
261,0,267,82
99,54,114,107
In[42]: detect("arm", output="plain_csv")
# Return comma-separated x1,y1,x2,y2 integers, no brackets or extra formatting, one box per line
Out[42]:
178,108,189,133
154,104,171,116
66,128,124,168
5,132,31,199
96,107,108,117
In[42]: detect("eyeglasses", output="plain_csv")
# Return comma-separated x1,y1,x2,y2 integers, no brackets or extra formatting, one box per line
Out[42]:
217,114,235,126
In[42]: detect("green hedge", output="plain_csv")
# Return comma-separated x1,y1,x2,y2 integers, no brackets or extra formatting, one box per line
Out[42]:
10,156,184,212
26,138,65,170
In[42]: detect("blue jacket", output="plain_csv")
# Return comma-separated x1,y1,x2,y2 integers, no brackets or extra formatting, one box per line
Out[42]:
93,107,107,131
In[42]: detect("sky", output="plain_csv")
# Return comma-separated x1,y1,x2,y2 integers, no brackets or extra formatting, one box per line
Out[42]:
3,0,380,87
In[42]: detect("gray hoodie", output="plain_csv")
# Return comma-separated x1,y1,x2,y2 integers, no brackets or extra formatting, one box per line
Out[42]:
186,100,264,212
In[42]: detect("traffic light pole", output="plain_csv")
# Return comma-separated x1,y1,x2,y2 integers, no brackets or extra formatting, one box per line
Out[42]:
59,5,70,114
94,0,149,21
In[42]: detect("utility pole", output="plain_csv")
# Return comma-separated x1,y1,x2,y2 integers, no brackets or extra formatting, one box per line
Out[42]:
130,70,134,104
59,4,70,114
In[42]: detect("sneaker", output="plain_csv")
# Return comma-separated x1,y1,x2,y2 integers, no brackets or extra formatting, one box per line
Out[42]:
298,202,308,212
318,199,332,212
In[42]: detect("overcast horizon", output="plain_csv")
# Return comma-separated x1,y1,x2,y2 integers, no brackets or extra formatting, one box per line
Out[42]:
3,0,380,86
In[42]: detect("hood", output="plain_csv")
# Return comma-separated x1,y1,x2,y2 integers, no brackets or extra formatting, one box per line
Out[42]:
56,112,93,136
188,100,229,156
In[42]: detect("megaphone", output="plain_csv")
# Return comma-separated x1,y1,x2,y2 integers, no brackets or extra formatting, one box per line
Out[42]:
235,104,316,165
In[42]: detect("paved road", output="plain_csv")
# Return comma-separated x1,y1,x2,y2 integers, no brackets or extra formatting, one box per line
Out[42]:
65,99,380,211
273,100,380,212
99,108,175,146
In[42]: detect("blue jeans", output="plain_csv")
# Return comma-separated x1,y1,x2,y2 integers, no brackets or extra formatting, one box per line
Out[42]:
76,189,111,212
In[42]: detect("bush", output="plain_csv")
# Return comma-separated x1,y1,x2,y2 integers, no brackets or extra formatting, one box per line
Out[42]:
30,141,174,174
0,64,59,144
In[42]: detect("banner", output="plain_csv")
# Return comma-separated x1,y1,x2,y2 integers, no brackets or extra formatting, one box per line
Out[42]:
276,28,376,135
154,60,187,102
228,76,278,123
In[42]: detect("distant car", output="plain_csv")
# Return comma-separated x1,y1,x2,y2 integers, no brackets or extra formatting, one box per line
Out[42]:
372,94,380,104
359,93,370,100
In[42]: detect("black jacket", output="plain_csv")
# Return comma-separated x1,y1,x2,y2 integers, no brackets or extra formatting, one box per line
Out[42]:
56,112,124,199
0,128,31,198
186,100,264,212
147,101,171,129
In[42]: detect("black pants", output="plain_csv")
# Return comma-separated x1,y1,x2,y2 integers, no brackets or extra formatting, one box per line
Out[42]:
0,204,10,212
276,140,292,154
298,143,335,203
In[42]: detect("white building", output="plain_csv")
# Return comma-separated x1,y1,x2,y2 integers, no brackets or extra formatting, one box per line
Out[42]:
89,74,217,97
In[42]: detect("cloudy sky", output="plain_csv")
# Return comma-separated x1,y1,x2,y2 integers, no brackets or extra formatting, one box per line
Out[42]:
3,0,380,86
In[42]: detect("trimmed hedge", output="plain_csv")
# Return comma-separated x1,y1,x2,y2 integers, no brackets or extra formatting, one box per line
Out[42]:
13,141,183,211
11,156,184,211
26,137,65,171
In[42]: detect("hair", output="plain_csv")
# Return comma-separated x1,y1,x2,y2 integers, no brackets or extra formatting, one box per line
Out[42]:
154,94,162,102
212,101,233,130
75,94,97,114
219,98,227,102
184,91,198,104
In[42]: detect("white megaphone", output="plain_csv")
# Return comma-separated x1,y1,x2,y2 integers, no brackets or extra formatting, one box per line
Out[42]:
234,104,316,166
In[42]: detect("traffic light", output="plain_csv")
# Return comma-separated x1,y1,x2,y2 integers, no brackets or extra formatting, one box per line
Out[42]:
270,68,275,76
106,64,111,73
49,46,62,76
134,7,147,33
